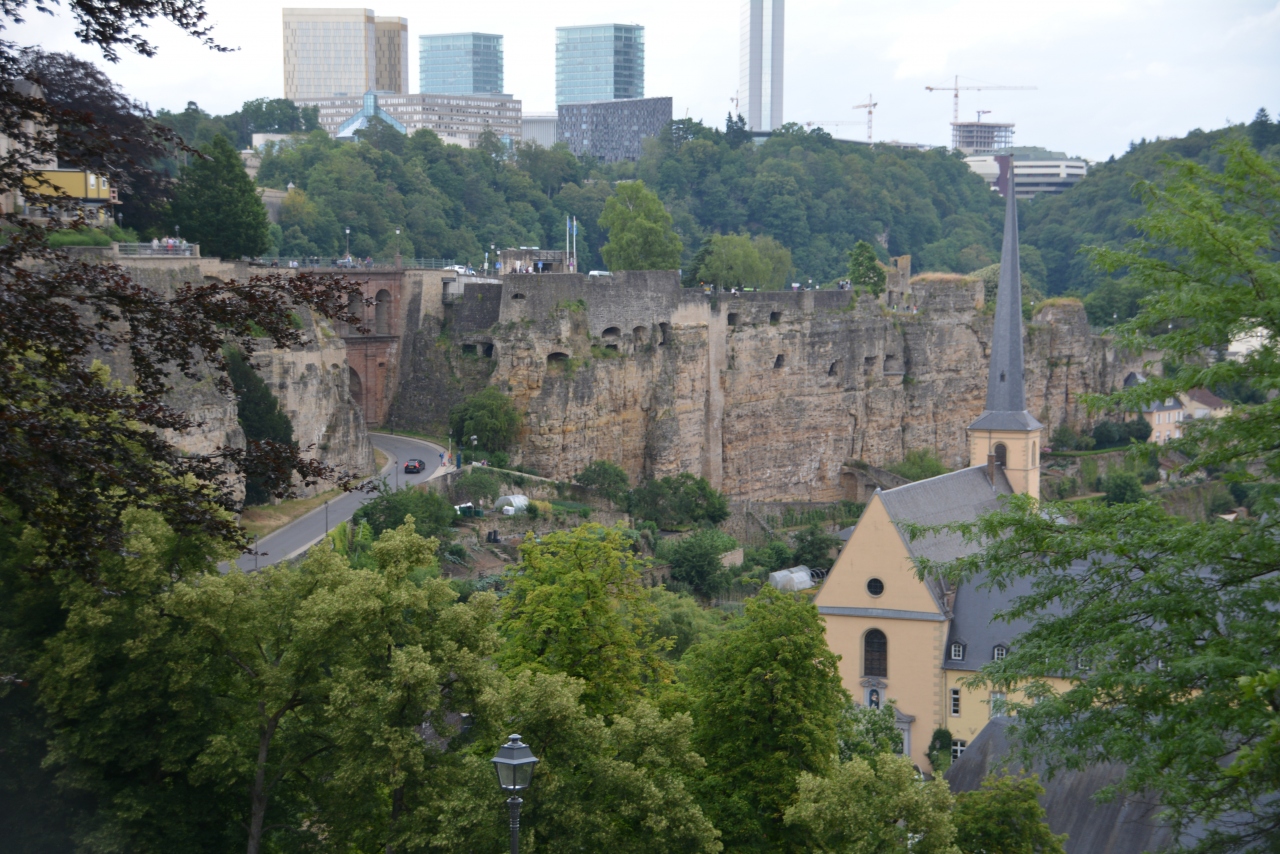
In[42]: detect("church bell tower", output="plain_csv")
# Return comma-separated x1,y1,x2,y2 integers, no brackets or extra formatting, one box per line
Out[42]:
967,156,1043,499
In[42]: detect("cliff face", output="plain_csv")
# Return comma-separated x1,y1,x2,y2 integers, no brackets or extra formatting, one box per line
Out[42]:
103,256,375,496
389,272,1141,503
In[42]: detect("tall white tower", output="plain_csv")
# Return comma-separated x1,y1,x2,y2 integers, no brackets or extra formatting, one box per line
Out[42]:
738,0,784,132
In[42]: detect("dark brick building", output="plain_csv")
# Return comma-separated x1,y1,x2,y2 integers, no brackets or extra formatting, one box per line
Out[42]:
556,96,673,163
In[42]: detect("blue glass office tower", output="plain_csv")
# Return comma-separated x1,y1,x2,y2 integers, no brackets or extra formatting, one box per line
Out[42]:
419,32,504,95
555,24,644,106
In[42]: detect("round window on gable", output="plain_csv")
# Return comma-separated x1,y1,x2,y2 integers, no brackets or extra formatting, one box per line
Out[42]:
866,577,884,597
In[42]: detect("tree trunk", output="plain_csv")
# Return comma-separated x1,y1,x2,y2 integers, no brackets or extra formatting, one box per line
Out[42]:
246,706,279,854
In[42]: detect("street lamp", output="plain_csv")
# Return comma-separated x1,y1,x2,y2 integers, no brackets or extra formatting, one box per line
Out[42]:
491,734,538,854
395,227,402,269
345,226,351,259
470,434,478,466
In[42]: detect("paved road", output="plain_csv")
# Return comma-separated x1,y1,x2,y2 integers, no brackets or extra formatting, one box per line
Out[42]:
235,433,448,571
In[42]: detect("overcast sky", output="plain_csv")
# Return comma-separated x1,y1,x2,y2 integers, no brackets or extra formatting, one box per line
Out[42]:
12,0,1280,161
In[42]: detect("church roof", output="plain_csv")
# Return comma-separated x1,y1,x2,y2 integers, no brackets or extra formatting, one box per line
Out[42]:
971,155,1043,433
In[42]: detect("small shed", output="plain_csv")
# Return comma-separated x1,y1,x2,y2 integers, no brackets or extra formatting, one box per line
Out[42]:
768,566,815,592
494,495,530,513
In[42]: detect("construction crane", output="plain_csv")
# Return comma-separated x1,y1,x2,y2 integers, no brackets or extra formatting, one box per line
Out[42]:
975,110,991,122
852,94,877,143
925,75,1036,123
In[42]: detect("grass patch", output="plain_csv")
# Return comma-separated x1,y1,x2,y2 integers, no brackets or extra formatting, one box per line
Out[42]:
241,488,344,540
374,448,388,470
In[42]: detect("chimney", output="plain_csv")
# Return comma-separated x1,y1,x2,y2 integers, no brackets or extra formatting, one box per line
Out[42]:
987,453,996,485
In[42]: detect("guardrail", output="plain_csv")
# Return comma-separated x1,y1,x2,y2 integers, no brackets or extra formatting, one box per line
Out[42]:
116,242,199,257
262,257,459,270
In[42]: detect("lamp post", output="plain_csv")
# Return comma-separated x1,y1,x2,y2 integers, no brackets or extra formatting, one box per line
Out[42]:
491,734,538,854
395,227,402,269
345,226,351,259
471,434,478,467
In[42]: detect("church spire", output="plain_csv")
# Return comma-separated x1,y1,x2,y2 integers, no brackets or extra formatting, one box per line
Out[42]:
967,155,1042,498
986,166,1027,413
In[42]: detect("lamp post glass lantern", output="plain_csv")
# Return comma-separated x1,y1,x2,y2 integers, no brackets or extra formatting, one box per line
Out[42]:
492,734,538,854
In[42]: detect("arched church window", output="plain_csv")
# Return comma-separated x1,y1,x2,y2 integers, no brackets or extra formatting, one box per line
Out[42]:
864,629,887,677
993,443,1007,466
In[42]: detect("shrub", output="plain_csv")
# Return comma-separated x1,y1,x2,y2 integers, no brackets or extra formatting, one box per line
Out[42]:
1092,418,1152,450
488,451,510,469
225,347,293,505
790,524,841,571
1051,422,1095,451
741,540,794,579
1206,489,1235,516
574,459,631,504
659,528,738,599
449,386,522,452
451,469,500,505
352,485,456,540
926,727,953,774
627,473,731,530
1102,472,1145,505
887,448,949,482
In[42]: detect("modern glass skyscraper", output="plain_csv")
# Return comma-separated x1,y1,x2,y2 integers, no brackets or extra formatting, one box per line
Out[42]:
283,8,407,101
555,24,644,106
419,33,504,95
738,0,784,131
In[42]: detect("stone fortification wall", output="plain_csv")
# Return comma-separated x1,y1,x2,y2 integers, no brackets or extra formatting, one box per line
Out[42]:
106,258,375,494
387,273,1143,503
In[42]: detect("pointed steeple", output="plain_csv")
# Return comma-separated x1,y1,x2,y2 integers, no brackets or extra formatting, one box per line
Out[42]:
968,155,1042,498
969,159,1042,433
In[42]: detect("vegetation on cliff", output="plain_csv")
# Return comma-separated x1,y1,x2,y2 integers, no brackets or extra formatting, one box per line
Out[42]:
597,179,684,271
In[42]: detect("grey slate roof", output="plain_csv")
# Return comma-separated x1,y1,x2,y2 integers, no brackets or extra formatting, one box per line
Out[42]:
946,717,1190,854
968,409,1044,431
943,571,1053,670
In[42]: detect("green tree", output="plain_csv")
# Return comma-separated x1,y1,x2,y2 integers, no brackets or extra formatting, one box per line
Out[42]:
791,523,841,570
450,468,500,505
574,459,631,504
448,386,523,452
837,701,905,762
888,448,950,482
660,528,738,599
498,525,672,716
427,672,721,853
169,134,271,258
628,473,731,530
785,753,959,854
1101,470,1144,505
691,233,769,288
351,483,456,540
648,586,726,659
225,347,294,505
598,179,683,271
848,240,886,295
754,234,794,290
684,588,848,851
926,727,954,775
952,774,1067,854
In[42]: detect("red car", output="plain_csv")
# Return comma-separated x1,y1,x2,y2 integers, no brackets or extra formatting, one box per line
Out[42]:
403,459,425,474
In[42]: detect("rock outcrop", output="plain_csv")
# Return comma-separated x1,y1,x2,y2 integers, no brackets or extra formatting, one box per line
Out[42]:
389,272,1142,503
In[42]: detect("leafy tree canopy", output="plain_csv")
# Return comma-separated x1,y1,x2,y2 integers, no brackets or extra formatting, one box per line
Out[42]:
448,386,522,452
658,528,738,599
225,347,294,505
598,179,684,271
169,134,271,258
952,774,1067,854
848,240,886,295
791,523,841,571
888,448,950,482
573,459,630,504
628,473,731,531
351,483,456,541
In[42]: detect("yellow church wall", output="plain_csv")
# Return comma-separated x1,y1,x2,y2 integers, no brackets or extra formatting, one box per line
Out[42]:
817,495,951,769
942,670,1076,757
968,428,1041,499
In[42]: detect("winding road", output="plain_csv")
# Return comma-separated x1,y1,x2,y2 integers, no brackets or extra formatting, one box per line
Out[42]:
234,433,449,572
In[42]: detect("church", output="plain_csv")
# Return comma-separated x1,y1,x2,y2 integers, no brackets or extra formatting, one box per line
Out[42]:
814,170,1070,771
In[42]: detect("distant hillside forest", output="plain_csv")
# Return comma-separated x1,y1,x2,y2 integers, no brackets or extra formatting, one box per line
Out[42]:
146,92,1280,317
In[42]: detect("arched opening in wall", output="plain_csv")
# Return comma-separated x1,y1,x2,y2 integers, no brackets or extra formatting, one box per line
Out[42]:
512,292,526,300
828,360,841,377
994,443,1008,466
482,343,494,358
883,353,903,375
462,344,477,356
346,292,363,330
769,311,782,325
727,312,739,326
864,629,888,677
658,323,670,345
602,326,621,339
605,344,619,351
348,365,364,407
1032,440,1037,459
633,326,648,344
374,289,392,335
773,354,786,369
547,352,570,366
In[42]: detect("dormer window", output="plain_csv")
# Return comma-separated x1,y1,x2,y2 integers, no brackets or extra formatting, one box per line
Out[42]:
950,643,965,661
993,645,1007,661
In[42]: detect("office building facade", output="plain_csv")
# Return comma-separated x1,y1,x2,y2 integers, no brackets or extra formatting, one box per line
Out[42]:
419,33,504,95
283,8,407,101
555,24,644,106
297,91,521,148
951,121,1014,155
522,112,559,148
738,0,784,131
557,96,671,162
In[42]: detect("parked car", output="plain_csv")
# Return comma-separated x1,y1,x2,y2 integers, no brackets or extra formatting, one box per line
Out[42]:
404,458,425,474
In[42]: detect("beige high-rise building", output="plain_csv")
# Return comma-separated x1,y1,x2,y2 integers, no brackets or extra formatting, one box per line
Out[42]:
283,8,407,102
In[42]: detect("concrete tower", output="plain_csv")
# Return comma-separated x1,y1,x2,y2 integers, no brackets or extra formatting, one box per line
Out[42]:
967,155,1043,499
738,0,784,132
